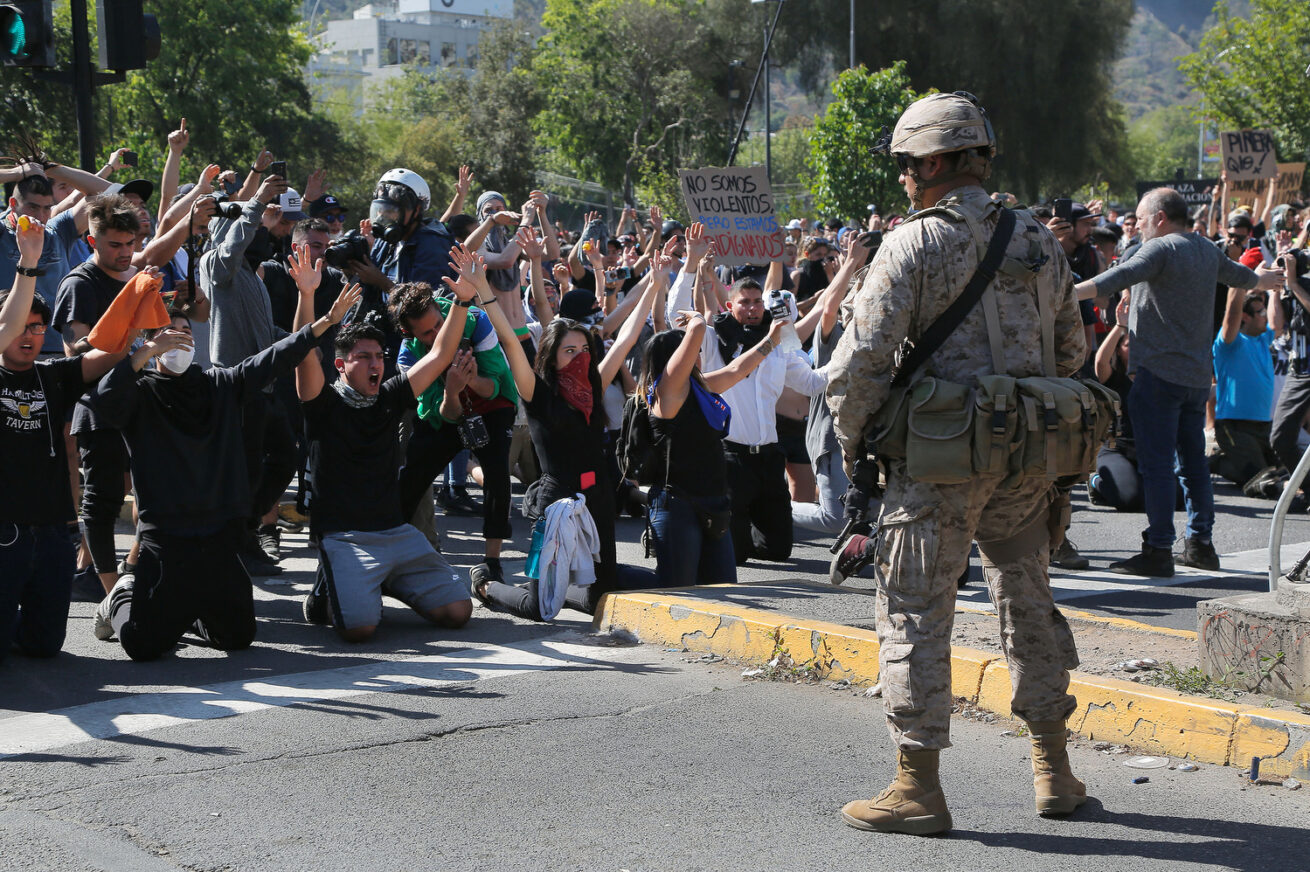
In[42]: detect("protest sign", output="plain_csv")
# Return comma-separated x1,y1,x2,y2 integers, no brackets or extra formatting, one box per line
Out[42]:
1226,163,1306,211
1220,129,1278,180
678,166,785,266
1135,178,1217,210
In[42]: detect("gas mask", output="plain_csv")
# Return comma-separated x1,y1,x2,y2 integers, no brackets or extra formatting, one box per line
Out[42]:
369,198,409,244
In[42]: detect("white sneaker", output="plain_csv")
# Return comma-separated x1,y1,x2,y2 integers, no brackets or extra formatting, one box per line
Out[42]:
93,574,134,641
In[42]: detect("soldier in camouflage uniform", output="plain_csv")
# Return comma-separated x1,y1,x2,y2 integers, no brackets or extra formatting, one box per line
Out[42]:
825,93,1090,835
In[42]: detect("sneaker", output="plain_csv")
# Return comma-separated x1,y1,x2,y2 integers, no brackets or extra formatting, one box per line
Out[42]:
116,558,136,577
1108,544,1174,577
277,502,308,532
435,487,458,514
829,534,876,586
1050,538,1090,570
1174,537,1219,571
257,523,282,562
93,574,134,641
1086,474,1106,507
469,563,497,608
303,582,329,625
447,487,482,516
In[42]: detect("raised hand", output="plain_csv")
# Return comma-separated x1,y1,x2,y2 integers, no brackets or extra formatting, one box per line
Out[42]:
303,168,327,203
492,210,521,226
107,147,131,173
685,222,710,261
256,174,288,205
515,227,545,260
252,149,273,173
1114,293,1129,327
327,283,364,325
443,245,490,301
167,118,189,152
261,203,284,229
456,165,474,198
10,213,46,262
288,242,324,295
551,261,572,288
190,196,218,230
196,163,222,195
529,190,548,213
673,309,704,329
648,204,662,227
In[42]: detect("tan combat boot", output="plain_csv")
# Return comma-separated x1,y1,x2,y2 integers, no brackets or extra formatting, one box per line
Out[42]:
840,749,952,835
1027,720,1087,816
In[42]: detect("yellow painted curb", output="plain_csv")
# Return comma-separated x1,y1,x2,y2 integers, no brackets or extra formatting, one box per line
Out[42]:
595,591,1310,780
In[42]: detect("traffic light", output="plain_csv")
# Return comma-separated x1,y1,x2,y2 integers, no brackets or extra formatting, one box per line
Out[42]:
96,0,159,71
0,0,55,67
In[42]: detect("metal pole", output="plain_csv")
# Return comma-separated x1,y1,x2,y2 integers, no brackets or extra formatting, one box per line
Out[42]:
70,0,97,171
1268,441,1310,591
1197,99,1204,180
726,0,785,167
849,0,855,69
764,26,771,185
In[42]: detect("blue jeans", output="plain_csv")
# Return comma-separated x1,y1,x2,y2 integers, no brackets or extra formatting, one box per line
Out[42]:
648,488,737,586
1127,367,1213,549
0,522,74,661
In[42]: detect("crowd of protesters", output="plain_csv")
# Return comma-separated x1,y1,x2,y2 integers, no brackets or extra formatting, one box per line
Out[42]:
2,118,1307,663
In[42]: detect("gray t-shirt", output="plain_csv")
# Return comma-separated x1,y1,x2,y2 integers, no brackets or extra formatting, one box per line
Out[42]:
1090,232,1259,389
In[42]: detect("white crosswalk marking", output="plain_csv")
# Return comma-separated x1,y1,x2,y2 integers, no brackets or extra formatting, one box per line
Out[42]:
0,634,641,757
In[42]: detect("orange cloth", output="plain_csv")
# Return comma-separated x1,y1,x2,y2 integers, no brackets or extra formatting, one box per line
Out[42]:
87,271,171,354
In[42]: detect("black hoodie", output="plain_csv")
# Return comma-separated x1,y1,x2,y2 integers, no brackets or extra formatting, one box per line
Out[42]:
90,325,320,534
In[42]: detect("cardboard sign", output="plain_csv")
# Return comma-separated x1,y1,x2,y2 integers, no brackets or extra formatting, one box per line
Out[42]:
1226,162,1306,211
1220,129,1278,180
678,166,784,266
1134,178,1218,209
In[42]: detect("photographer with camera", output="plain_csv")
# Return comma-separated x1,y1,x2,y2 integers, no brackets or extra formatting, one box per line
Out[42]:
346,169,456,296
665,222,827,566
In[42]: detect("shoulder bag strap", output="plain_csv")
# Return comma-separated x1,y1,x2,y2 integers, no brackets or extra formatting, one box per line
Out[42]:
891,206,1018,388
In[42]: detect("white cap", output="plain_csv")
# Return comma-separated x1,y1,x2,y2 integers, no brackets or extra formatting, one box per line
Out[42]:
786,219,803,230
277,188,306,219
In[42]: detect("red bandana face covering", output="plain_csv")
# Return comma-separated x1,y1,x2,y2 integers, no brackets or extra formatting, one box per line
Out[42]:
556,350,593,423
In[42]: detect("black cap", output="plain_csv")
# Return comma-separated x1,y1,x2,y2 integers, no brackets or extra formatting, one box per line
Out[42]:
558,289,602,321
114,178,155,204
1070,202,1102,222
308,194,346,218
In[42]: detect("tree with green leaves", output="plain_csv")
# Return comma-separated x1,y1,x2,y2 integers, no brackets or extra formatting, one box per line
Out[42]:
1178,0,1310,163
806,63,923,221
768,0,1136,201
534,0,746,204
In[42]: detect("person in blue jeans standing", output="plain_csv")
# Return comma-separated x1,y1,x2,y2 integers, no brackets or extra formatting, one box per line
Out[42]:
1076,187,1283,576
640,310,783,586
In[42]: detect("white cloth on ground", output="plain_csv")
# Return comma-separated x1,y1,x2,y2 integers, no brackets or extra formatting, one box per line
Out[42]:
538,493,602,620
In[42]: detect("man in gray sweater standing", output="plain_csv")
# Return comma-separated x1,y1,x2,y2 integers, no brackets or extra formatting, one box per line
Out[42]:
1076,187,1282,576
199,171,292,575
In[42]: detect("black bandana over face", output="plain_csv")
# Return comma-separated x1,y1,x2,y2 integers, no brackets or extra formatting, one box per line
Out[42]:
713,310,771,362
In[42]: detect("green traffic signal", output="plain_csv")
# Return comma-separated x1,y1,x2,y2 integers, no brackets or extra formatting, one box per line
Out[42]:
0,1,52,67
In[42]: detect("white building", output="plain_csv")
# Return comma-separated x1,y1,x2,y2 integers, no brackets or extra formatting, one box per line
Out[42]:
308,0,513,110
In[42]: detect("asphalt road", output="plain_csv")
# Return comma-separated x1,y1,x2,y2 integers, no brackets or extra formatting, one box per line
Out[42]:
3,630,1307,872
1,480,1306,870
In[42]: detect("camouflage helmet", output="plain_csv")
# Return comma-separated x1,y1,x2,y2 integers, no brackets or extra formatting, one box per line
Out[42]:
889,92,996,159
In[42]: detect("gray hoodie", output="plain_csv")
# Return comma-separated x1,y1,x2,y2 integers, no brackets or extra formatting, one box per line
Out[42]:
200,199,286,370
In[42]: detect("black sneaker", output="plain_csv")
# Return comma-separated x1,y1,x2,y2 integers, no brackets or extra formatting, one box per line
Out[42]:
448,487,482,516
240,550,283,576
1108,544,1174,578
71,566,105,603
469,563,497,608
829,534,876,586
303,583,329,625
257,524,282,562
1174,537,1219,571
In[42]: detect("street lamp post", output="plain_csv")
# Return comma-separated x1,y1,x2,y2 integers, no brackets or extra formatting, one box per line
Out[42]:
728,0,785,169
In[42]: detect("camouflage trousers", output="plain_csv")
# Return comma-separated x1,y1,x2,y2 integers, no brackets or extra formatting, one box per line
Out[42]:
873,460,1079,750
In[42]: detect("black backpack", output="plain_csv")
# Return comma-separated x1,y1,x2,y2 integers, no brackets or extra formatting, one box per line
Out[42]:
617,392,667,486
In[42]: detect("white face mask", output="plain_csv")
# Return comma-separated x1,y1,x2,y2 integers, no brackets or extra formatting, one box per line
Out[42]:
159,346,194,373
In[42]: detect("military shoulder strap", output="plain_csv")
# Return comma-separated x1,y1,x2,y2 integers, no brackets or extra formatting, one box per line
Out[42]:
890,207,1018,389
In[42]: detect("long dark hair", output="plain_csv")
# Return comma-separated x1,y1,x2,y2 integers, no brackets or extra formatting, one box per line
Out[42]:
534,317,608,429
637,328,708,407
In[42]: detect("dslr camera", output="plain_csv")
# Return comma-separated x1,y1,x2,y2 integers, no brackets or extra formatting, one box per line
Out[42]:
1285,248,1310,289
206,194,243,220
324,232,372,270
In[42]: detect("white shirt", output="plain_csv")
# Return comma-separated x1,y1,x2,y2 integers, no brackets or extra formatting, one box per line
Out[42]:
665,268,826,446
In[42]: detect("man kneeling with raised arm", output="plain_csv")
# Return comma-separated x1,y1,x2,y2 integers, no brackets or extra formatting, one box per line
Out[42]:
288,243,473,640
91,282,362,660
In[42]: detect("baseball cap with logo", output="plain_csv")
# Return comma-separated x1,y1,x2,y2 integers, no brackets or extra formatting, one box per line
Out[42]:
277,188,307,221
107,178,155,204
309,194,347,219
